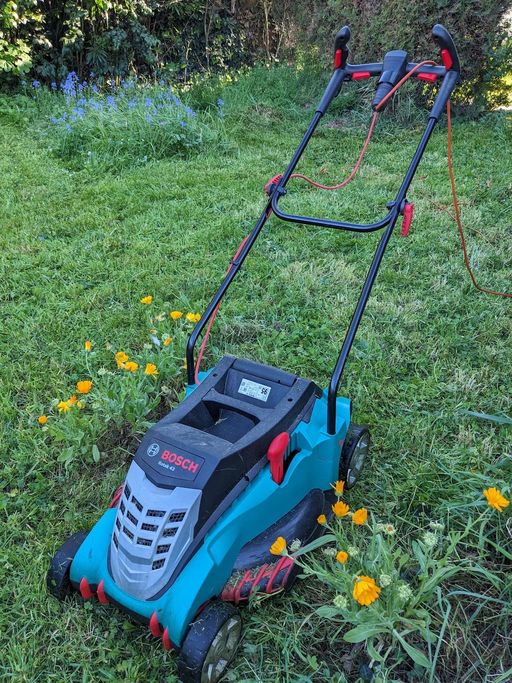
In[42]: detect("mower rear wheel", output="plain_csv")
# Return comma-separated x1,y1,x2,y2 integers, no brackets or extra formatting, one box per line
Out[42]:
47,531,88,601
340,424,370,490
177,601,242,683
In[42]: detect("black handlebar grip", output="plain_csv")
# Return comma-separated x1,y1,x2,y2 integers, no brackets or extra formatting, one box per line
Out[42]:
333,26,350,69
432,24,461,74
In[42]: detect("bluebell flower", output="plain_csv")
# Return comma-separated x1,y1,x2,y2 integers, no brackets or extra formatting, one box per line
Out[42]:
145,97,152,107
32,80,41,89
172,94,181,106
128,98,137,109
159,79,165,86
77,107,85,118
77,97,86,106
51,82,57,90
66,123,72,131
51,117,59,124
184,106,196,118
180,120,186,128
21,80,27,88
145,114,153,123
92,84,98,93
217,98,224,107
107,95,116,108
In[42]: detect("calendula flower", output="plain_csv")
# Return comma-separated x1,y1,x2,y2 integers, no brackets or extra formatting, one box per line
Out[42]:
317,514,327,525
332,501,350,518
84,340,92,351
353,575,381,606
163,336,172,347
352,508,368,526
38,415,48,425
379,573,392,588
270,536,287,556
332,480,345,496
124,361,139,372
140,295,153,305
336,550,348,565
144,363,158,377
67,395,78,406
397,583,413,601
422,531,437,548
57,400,70,413
170,310,183,320
483,487,510,512
76,380,93,394
186,312,201,323
376,522,396,535
115,351,129,368
333,595,348,610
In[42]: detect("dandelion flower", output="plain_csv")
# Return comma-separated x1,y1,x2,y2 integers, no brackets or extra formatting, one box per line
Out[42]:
336,550,348,565
163,336,172,347
115,351,129,368
270,536,287,556
352,508,368,526
140,295,153,305
57,400,70,413
84,340,92,351
38,415,48,425
353,575,380,606
332,501,350,518
67,395,78,406
186,312,201,323
317,514,327,525
76,380,93,394
333,595,348,610
332,480,345,496
144,363,158,377
170,310,183,320
483,487,510,512
124,361,139,372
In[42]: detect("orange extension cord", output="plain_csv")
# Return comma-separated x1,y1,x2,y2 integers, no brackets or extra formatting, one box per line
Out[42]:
194,62,510,382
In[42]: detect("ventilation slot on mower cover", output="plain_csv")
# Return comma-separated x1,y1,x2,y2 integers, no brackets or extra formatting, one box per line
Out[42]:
141,523,158,532
152,559,165,570
168,512,186,523
163,527,178,537
123,526,134,540
137,537,152,546
147,509,165,518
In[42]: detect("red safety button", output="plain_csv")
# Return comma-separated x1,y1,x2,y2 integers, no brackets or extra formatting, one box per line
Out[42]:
401,202,414,237
267,432,289,485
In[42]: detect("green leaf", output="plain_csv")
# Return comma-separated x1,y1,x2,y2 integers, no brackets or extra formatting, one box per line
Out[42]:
315,606,342,619
292,534,337,557
92,444,101,463
344,624,387,643
367,638,386,663
393,630,431,669
462,410,512,425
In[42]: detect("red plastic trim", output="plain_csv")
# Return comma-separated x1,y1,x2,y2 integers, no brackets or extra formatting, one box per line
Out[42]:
401,202,414,237
266,556,294,594
416,72,438,82
441,49,453,70
352,71,371,80
264,173,283,196
149,611,163,637
96,579,109,604
267,432,289,484
79,577,93,600
333,49,343,70
109,485,123,509
162,628,175,651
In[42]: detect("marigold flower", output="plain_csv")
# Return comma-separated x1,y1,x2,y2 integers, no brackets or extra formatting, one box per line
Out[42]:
269,536,287,556
38,415,48,425
186,312,201,323
57,400,70,413
115,351,129,368
336,550,348,565
170,310,183,320
84,340,92,351
163,336,172,347
317,513,327,525
67,395,78,406
144,363,158,377
332,501,350,517
353,575,381,606
124,361,139,372
483,487,510,512
352,508,368,525
76,380,93,394
332,480,345,496
140,295,153,305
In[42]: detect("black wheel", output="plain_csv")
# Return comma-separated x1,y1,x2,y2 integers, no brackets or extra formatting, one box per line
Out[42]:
177,601,242,683
340,424,370,490
47,531,88,601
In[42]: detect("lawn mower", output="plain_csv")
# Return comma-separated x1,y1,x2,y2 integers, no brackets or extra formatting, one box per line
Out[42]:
47,24,461,683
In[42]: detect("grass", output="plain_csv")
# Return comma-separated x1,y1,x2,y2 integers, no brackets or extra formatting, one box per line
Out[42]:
0,68,511,682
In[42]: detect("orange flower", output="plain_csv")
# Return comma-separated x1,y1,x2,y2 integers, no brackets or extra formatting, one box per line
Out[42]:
332,501,350,518
270,536,287,556
353,575,381,606
352,508,368,526
144,363,158,377
163,336,172,347
115,351,129,368
332,480,345,497
170,310,183,320
140,295,153,305
123,361,139,372
76,380,93,394
38,415,48,425
483,487,510,512
67,395,78,406
336,550,348,565
317,514,327,525
84,340,92,351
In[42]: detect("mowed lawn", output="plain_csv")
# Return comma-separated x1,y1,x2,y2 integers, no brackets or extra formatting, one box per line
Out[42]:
0,79,511,682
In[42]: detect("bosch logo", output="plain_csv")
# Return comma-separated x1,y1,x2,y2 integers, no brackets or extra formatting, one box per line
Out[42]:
147,442,160,458
161,450,200,473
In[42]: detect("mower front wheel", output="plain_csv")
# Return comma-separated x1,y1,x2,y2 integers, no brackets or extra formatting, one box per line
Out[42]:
177,601,242,683
47,531,88,601
340,424,370,490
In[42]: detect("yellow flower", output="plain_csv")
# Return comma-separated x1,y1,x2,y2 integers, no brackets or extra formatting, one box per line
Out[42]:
76,400,85,409
144,363,158,377
317,514,327,525
269,536,287,556
332,501,350,518
67,395,78,406
84,340,92,351
352,508,368,526
483,487,510,512
332,480,345,497
124,361,139,372
76,380,93,394
336,550,348,565
186,312,201,323
140,295,153,305
38,415,48,425
163,336,172,347
170,310,183,320
353,575,381,606
57,400,70,413
115,351,129,368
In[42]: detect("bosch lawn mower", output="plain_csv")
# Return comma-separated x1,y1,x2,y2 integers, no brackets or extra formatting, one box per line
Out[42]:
47,24,464,683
